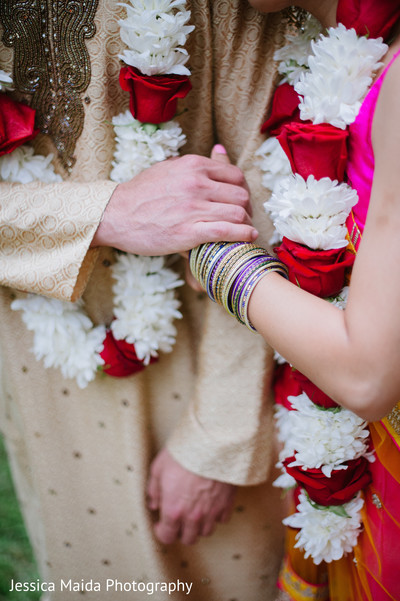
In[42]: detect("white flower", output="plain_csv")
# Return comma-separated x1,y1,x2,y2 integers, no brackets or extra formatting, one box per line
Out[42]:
11,296,105,388
273,466,297,489
110,111,186,182
268,229,283,247
295,24,388,128
274,404,293,446
284,491,364,563
273,350,288,365
327,286,349,310
255,136,292,196
264,174,358,250
110,253,183,364
279,392,370,476
0,69,13,91
274,15,322,85
118,0,194,75
255,136,292,247
0,146,62,184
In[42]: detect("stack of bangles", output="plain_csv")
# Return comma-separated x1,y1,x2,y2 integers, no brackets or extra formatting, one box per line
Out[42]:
189,241,289,331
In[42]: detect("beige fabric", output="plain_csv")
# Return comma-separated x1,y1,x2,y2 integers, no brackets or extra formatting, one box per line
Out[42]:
0,1,286,600
167,0,284,483
0,180,116,300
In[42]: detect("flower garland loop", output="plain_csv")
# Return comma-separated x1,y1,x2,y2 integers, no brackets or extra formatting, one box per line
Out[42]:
257,12,389,564
1,1,195,387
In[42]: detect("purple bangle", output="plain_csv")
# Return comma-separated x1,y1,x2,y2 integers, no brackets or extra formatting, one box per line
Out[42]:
230,256,276,317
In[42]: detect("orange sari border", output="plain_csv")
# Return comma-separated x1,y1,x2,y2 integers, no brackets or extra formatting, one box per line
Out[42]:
346,211,362,253
370,417,400,483
278,555,330,601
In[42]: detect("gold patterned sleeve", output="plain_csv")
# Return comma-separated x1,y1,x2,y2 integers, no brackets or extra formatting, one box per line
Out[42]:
162,1,283,486
166,301,276,485
0,179,117,301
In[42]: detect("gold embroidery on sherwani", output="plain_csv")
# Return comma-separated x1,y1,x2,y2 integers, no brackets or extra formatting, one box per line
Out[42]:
0,0,99,172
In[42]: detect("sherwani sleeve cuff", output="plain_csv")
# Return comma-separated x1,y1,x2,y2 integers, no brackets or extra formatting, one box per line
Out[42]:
166,399,275,486
0,179,117,301
166,301,276,486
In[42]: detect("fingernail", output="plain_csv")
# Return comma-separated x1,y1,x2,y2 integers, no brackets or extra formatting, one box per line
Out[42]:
213,144,227,154
251,229,259,241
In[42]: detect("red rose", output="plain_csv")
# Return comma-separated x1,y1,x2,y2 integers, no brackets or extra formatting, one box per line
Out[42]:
119,66,192,124
273,363,303,409
0,94,38,156
277,122,349,181
283,456,372,506
100,329,157,378
275,237,355,298
260,83,304,136
291,370,339,409
337,0,400,41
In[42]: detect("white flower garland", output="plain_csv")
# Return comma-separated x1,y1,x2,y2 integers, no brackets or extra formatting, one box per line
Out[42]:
5,0,192,387
0,146,62,184
109,254,183,363
10,296,106,390
258,21,387,563
110,110,186,183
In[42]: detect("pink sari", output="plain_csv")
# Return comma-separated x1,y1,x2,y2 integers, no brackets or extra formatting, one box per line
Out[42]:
346,51,400,601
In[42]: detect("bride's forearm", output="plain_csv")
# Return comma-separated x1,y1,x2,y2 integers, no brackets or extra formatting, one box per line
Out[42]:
248,272,396,421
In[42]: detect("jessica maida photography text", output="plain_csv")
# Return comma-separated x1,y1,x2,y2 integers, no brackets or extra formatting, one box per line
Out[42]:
9,578,193,595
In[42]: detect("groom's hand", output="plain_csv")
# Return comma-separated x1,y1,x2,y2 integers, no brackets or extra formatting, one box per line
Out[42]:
92,152,257,256
147,448,236,545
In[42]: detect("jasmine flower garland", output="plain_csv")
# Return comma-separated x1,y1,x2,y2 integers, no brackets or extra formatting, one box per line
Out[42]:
110,111,186,182
0,146,61,184
118,0,194,76
6,0,194,387
109,254,183,364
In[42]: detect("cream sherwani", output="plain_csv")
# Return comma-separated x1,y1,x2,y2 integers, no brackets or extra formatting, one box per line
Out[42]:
0,1,286,599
